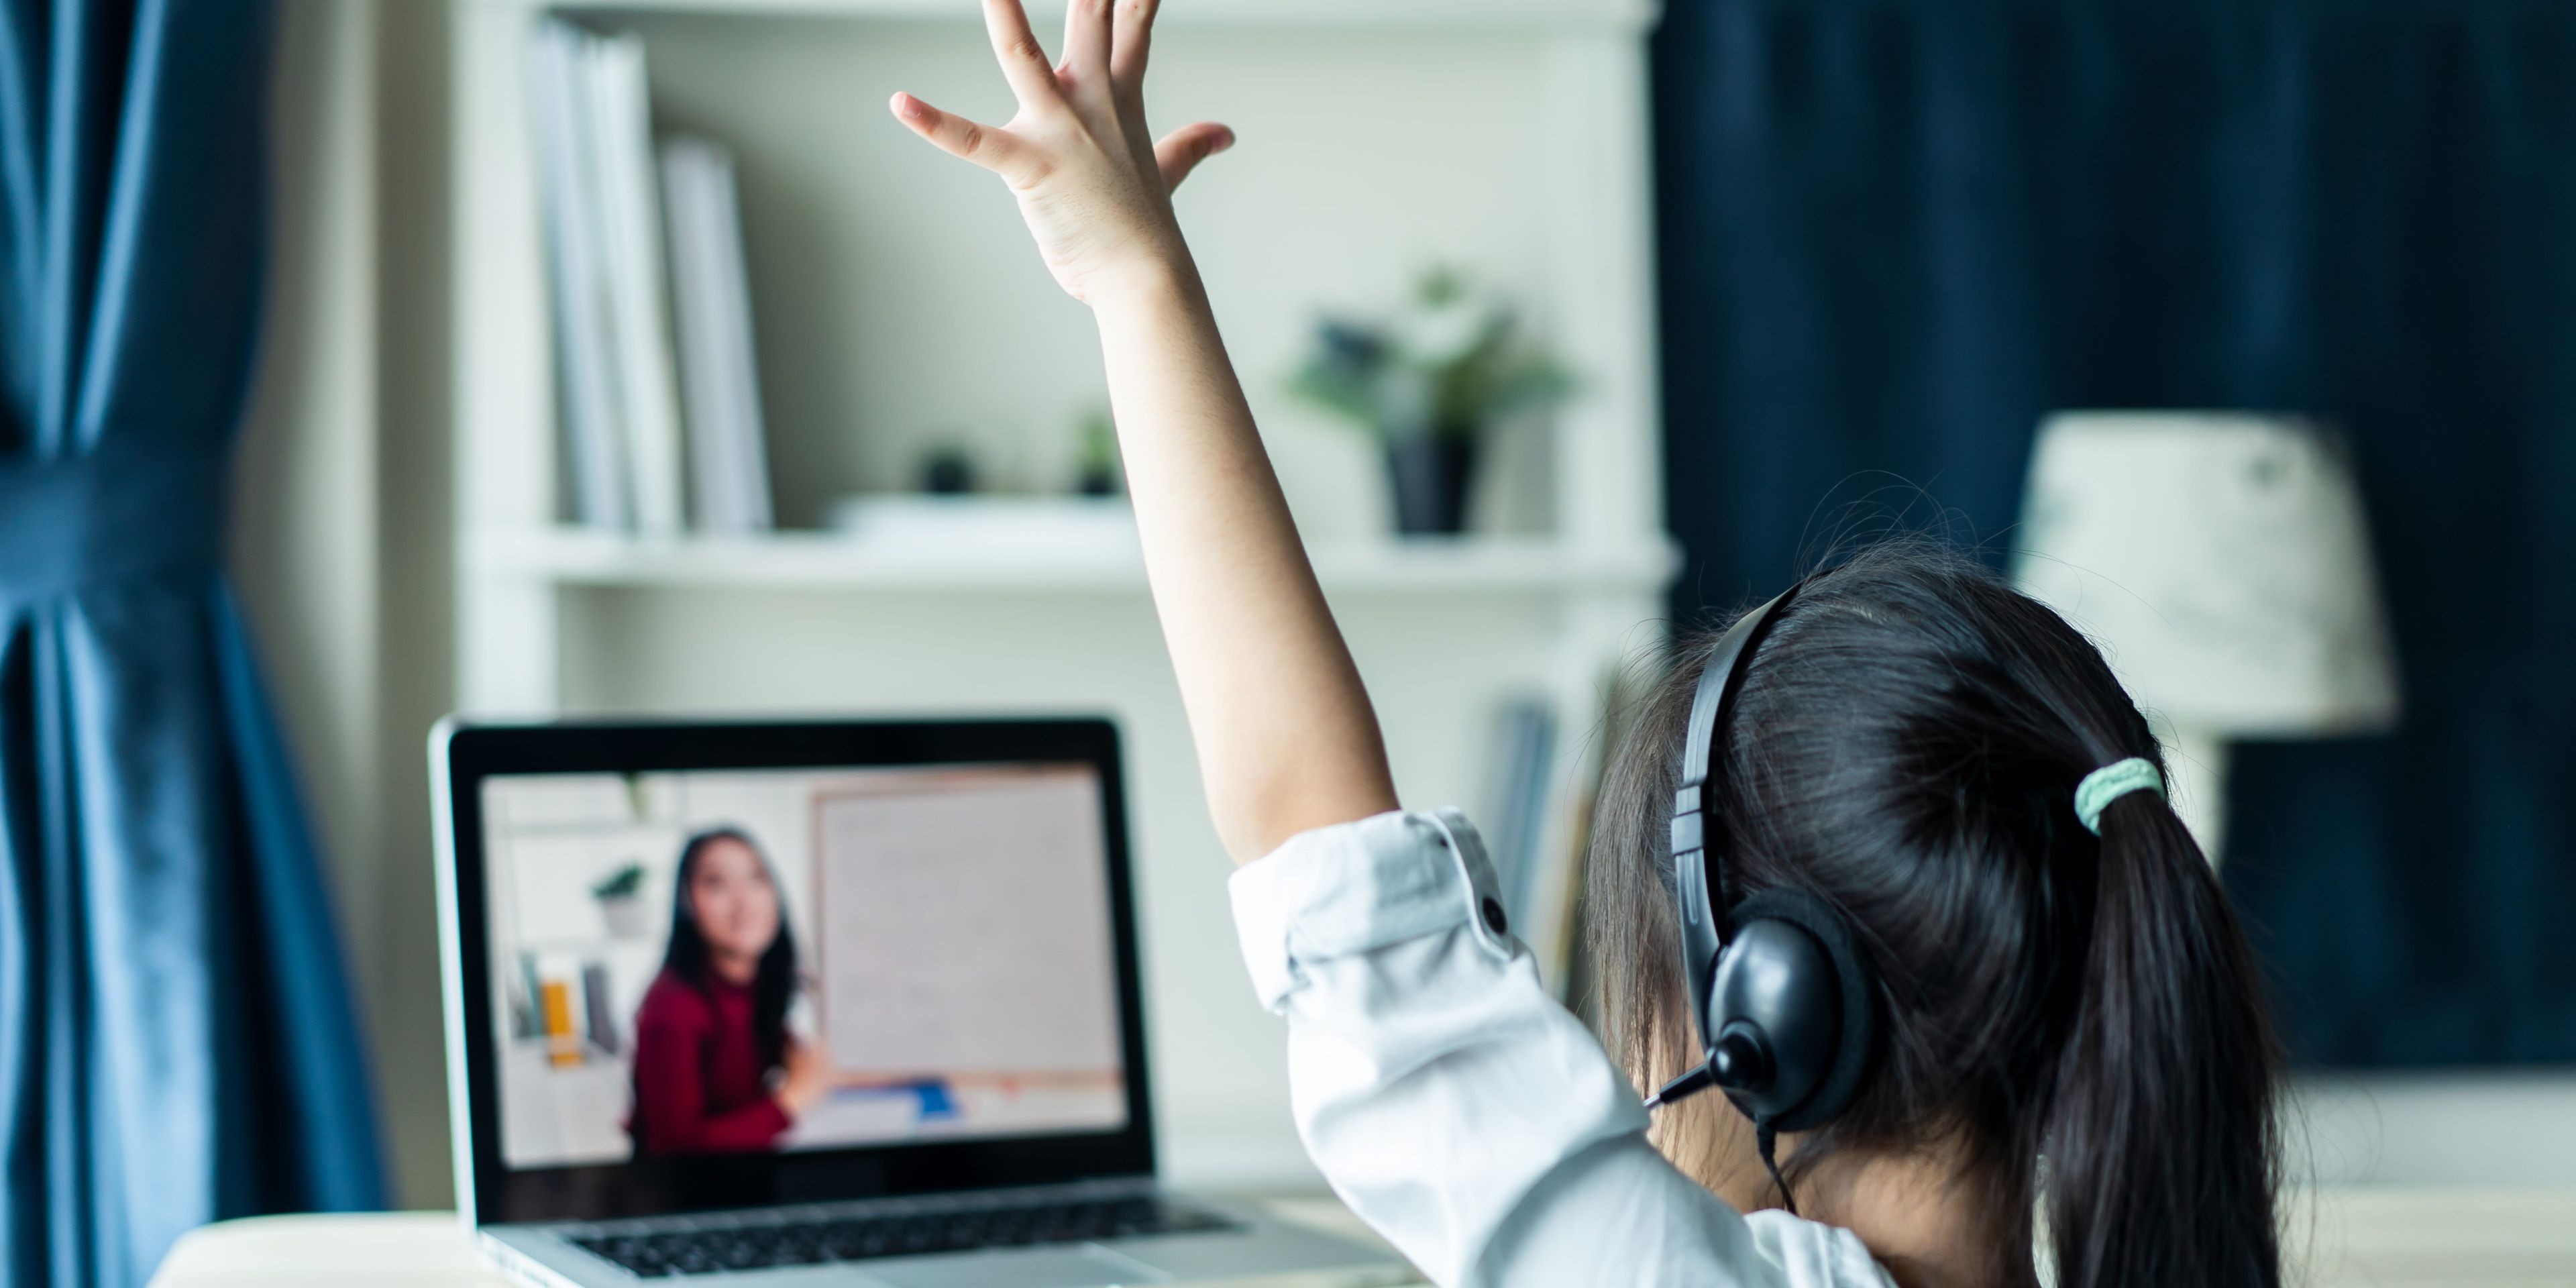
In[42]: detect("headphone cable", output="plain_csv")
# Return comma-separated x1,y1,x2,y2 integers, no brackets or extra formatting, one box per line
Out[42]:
1755,1121,1797,1217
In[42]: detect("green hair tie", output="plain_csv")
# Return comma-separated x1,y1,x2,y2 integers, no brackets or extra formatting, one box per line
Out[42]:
2074,757,2165,836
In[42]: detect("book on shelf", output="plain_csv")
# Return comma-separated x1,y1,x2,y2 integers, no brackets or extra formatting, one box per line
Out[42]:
587,27,687,535
509,953,544,1040
529,18,771,535
1485,662,1650,1008
581,961,622,1057
540,973,584,1067
1479,696,1558,937
1543,661,1650,1011
662,138,775,533
527,22,630,530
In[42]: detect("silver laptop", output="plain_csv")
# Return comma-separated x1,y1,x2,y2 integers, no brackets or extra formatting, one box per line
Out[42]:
434,716,1410,1288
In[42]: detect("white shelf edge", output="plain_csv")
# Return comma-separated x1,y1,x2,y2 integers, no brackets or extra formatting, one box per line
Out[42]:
469,527,1680,594
502,0,1662,35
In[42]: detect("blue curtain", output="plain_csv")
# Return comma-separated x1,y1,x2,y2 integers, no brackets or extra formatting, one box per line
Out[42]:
0,2,387,1284
1654,0,2576,1065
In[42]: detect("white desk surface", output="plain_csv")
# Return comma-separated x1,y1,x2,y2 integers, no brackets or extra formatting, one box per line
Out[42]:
146,1199,1405,1288
150,1189,2576,1287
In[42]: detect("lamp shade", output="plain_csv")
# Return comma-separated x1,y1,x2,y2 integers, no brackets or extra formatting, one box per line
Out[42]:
2011,412,2400,737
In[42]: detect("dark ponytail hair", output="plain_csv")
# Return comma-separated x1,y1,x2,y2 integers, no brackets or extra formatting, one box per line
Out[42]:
663,826,800,1071
1587,541,2283,1287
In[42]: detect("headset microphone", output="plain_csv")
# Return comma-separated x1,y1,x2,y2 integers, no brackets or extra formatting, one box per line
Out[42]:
1650,583,1880,1213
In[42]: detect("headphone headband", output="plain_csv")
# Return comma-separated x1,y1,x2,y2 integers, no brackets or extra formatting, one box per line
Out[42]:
1666,586,1799,1059
1672,586,1798,922
1656,578,1879,1212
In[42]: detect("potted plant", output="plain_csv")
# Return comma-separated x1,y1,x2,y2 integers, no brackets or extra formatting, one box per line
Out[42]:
592,862,651,939
1291,268,1568,535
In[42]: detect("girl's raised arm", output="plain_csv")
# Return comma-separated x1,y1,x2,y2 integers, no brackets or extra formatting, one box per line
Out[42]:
891,0,1397,862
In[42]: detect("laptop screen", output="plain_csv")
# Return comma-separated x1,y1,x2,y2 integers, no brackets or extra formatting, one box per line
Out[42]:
477,761,1130,1173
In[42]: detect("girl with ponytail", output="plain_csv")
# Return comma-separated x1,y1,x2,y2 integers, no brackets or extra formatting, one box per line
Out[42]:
1590,543,2284,1286
893,5,2284,1283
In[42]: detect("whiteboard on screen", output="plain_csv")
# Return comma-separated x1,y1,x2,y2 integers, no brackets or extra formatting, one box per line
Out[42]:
813,768,1122,1075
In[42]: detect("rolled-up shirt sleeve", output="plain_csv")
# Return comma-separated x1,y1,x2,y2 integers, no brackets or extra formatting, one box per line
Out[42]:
1230,810,1890,1288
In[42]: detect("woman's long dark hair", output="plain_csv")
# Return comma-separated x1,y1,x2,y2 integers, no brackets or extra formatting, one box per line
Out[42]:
1588,542,2284,1288
663,826,800,1070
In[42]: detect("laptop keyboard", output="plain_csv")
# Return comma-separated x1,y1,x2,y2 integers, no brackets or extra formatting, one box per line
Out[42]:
569,1192,1244,1278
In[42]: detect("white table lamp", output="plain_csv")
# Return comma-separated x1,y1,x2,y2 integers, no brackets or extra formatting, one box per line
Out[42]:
2010,411,2401,861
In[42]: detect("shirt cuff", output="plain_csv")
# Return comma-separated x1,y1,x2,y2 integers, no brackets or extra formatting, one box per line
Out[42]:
1229,808,1518,1012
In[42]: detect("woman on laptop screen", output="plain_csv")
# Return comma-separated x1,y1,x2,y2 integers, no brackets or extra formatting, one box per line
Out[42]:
627,827,830,1153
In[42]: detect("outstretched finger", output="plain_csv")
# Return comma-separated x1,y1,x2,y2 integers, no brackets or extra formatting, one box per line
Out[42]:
1061,0,1112,91
1155,121,1234,192
891,93,1044,186
981,0,1063,113
1110,0,1159,88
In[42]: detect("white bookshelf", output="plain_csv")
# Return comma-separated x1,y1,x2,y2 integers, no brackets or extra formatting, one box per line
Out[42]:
472,526,1676,592
538,0,1656,30
453,0,1669,1188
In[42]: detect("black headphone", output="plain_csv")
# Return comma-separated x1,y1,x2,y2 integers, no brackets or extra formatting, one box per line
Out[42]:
1645,584,1880,1209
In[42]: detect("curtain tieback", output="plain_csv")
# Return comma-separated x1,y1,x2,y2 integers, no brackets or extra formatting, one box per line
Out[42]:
0,445,229,602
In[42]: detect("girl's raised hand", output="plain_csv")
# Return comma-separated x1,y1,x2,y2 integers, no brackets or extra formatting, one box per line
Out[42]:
891,0,1394,862
890,0,1233,305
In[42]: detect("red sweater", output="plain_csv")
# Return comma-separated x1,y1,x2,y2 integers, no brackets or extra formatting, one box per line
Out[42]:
627,969,792,1155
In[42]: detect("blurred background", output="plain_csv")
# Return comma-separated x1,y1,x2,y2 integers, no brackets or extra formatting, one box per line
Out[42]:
6,0,2571,1283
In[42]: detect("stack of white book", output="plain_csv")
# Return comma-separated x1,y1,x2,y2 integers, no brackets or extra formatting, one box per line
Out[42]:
1478,696,1557,934
529,19,772,535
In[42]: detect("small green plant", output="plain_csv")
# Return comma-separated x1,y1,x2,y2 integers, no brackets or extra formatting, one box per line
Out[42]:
1075,410,1122,496
592,862,647,902
1290,268,1569,442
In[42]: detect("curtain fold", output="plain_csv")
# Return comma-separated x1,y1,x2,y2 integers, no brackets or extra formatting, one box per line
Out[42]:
0,3,387,1285
1654,0,2576,1065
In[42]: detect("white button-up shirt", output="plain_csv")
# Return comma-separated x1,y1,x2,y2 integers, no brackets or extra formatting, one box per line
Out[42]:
1231,809,1895,1288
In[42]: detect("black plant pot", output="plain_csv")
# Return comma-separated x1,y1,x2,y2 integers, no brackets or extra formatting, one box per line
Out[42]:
1075,464,1121,497
1385,436,1477,536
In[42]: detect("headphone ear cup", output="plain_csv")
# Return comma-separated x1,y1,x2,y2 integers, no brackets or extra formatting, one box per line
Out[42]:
1724,889,1880,1132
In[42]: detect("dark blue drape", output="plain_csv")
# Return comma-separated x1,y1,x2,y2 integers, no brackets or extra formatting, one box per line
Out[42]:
1655,0,2576,1066
0,2,386,1283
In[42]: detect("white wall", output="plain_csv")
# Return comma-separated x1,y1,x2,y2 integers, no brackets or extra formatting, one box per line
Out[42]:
370,0,467,1210
227,0,2576,1211
235,0,382,969
233,0,462,1209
